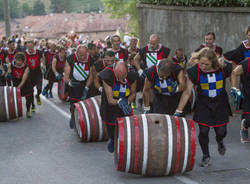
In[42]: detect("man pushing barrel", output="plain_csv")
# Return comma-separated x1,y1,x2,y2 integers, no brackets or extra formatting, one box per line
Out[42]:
99,61,138,153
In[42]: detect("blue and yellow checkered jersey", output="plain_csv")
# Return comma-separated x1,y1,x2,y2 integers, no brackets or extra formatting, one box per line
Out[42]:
200,71,224,98
154,76,177,96
112,82,131,98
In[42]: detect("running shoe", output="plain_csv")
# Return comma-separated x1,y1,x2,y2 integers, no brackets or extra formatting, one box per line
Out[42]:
26,111,31,118
199,155,210,167
107,138,114,153
31,105,36,112
36,95,42,105
217,141,226,155
49,91,53,98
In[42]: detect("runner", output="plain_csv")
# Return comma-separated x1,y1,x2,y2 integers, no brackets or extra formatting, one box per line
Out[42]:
175,48,232,167
143,58,186,114
25,40,45,112
224,26,250,67
64,44,94,129
42,42,57,98
98,61,138,153
93,50,116,94
231,57,250,143
0,41,7,86
44,46,67,96
195,32,223,57
134,34,171,74
110,35,128,62
172,48,188,69
6,52,34,118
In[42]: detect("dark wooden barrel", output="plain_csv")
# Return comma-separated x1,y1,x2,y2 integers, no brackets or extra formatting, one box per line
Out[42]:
72,95,108,142
0,86,23,121
57,79,69,101
114,114,196,176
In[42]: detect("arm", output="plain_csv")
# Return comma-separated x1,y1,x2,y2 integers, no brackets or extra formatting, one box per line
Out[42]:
0,64,6,76
17,68,29,88
133,53,142,71
6,63,11,76
176,77,194,112
177,70,186,92
41,54,46,66
143,77,152,107
64,61,71,84
103,81,118,105
128,80,137,104
85,66,94,88
93,69,101,89
231,65,243,88
51,57,57,74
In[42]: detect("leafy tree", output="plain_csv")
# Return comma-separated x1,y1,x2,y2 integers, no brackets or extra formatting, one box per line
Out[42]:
21,2,32,17
32,0,46,15
139,0,250,7
101,0,138,36
10,0,20,18
0,0,21,20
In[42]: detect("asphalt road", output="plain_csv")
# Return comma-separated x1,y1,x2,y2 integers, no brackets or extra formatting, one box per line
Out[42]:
0,83,250,184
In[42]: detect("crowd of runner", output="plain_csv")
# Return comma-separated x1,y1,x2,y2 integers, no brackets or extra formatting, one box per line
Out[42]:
0,25,249,168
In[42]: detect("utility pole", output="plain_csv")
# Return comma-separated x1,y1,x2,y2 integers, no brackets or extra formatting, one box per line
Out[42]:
3,0,11,37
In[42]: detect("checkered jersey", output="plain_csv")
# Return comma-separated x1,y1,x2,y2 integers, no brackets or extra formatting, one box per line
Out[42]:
154,77,176,96
200,72,223,98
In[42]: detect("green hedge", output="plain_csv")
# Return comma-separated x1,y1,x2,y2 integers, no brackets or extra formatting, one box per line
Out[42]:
138,0,250,7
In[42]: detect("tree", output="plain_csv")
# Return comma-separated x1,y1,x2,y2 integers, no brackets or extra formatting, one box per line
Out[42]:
0,0,21,20
50,0,72,13
101,0,138,36
10,0,20,18
21,2,32,17
32,0,46,16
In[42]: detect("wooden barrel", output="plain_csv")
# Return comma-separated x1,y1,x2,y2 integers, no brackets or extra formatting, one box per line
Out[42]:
57,79,69,101
114,114,196,176
72,95,109,142
0,86,23,122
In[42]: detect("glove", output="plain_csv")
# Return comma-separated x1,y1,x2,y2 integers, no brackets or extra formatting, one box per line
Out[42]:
138,69,146,79
230,87,244,102
174,110,185,117
143,106,150,114
98,87,103,93
118,98,131,116
81,87,89,100
41,66,46,75
55,73,62,80
169,80,179,94
231,87,244,110
6,73,12,79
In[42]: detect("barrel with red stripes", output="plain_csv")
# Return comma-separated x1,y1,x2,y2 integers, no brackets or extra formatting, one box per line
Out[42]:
57,79,69,101
72,96,108,142
0,86,23,122
114,114,196,176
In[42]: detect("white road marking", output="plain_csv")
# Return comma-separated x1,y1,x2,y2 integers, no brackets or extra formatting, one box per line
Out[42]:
41,96,71,119
174,176,200,184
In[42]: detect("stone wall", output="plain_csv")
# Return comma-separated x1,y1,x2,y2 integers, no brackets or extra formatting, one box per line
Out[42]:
138,4,250,56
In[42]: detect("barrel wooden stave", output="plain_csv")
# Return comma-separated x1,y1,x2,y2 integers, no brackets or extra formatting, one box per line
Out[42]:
57,79,69,101
115,114,196,177
0,86,23,122
72,96,108,142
